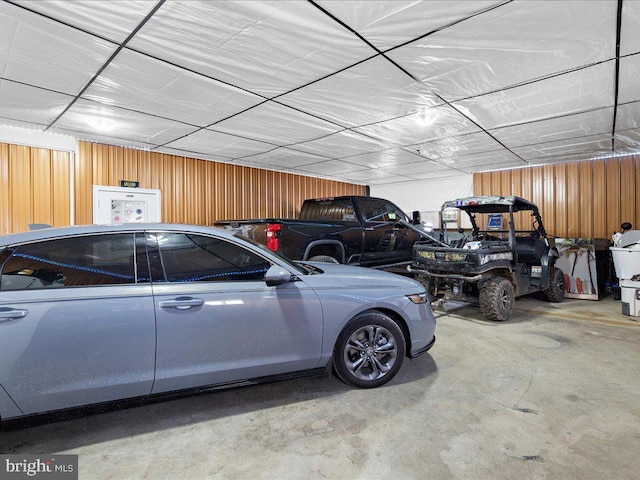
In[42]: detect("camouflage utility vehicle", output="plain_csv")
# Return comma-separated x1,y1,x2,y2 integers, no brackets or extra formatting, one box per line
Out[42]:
409,196,565,321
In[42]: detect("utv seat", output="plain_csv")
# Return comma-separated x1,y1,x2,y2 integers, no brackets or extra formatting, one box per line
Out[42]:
514,236,546,264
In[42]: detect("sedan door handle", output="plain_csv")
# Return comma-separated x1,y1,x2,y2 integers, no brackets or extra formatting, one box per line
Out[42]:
159,297,205,310
0,308,28,322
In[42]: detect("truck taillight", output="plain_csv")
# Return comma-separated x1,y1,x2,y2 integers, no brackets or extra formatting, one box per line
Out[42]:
266,223,281,251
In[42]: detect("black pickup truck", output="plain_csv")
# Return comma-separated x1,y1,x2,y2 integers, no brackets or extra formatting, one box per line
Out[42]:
215,196,439,270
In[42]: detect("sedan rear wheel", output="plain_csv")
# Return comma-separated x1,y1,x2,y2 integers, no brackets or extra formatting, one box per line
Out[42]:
333,310,406,388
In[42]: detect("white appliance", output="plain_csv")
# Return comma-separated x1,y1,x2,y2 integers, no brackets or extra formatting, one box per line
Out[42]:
610,230,640,317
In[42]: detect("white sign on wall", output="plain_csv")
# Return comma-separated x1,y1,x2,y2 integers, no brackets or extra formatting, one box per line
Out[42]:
93,185,161,225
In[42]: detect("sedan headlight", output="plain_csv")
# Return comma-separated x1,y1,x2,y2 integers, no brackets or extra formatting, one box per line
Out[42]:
406,292,428,304
478,252,513,265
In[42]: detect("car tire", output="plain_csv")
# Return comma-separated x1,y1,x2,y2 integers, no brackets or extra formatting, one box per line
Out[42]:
308,255,340,263
479,276,515,322
543,266,565,302
333,310,406,388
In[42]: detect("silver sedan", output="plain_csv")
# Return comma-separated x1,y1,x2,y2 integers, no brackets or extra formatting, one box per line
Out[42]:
0,224,435,425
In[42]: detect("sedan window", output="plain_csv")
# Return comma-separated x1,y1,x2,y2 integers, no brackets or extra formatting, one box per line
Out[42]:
0,234,136,290
149,233,271,283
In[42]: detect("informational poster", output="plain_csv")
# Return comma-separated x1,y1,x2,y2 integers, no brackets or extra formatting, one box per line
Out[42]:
111,200,147,224
555,238,599,300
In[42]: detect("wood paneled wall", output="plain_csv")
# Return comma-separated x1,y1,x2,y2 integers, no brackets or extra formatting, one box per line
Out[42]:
74,141,366,225
474,156,640,239
0,142,71,235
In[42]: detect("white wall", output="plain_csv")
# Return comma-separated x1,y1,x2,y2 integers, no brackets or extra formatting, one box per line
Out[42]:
0,125,76,151
370,173,474,227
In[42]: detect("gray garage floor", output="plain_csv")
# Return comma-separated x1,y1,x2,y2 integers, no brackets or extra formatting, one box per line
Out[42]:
1,296,639,480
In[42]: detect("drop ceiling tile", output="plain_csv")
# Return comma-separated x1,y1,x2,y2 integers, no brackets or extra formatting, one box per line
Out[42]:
408,131,505,162
129,1,375,97
316,1,500,51
84,49,263,127
492,108,614,149
288,130,390,159
614,129,640,154
237,148,328,169
277,56,440,128
54,99,195,146
0,80,71,125
614,101,640,131
621,0,640,56
213,102,342,145
618,54,640,104
153,146,232,163
14,0,156,43
455,61,615,130
512,134,613,163
342,148,425,168
0,2,117,94
296,160,369,176
353,104,480,146
446,150,526,169
49,127,156,150
388,0,616,100
164,128,275,159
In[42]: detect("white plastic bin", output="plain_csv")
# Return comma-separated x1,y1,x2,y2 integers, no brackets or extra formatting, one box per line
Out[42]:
610,247,640,280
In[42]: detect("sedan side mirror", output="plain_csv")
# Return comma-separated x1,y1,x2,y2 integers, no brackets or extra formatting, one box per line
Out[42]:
265,265,293,286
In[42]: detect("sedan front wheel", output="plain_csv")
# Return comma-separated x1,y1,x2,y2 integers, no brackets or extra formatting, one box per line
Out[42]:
333,310,406,388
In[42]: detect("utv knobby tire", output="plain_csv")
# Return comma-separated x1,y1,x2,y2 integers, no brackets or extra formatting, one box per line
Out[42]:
479,277,515,322
543,266,565,302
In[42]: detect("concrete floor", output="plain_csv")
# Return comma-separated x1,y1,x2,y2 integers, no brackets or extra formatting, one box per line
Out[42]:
1,296,639,480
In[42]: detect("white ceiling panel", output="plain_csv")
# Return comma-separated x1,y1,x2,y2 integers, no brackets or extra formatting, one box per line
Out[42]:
0,0,638,187
388,1,616,101
621,0,640,56
0,80,71,125
342,148,426,169
316,1,501,51
617,54,640,104
83,49,263,127
354,104,480,146
512,134,613,163
287,130,388,159
14,0,157,44
0,2,116,94
213,102,342,145
128,1,375,98
455,61,615,130
54,99,196,145
492,108,614,149
235,148,328,169
277,55,440,128
164,128,275,159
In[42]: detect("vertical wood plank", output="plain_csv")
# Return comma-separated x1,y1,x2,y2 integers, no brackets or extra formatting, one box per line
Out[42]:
566,162,580,237
592,160,606,239
0,144,10,235
9,144,32,233
554,163,567,238
578,161,593,238
52,151,71,226
605,158,621,239
32,148,53,226
620,156,635,229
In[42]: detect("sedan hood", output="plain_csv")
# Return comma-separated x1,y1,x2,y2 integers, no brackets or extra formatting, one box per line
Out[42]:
299,262,422,289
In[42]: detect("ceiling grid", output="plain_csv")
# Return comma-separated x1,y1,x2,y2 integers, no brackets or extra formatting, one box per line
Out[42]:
0,0,636,185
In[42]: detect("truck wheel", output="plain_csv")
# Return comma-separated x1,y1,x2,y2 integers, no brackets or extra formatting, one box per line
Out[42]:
333,310,406,388
309,255,339,263
543,266,565,302
479,277,514,322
